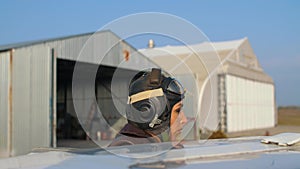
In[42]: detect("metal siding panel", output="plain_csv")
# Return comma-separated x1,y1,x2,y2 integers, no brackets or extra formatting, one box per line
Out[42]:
267,84,275,126
236,77,241,131
79,37,93,63
51,33,100,64
106,33,121,65
94,33,113,65
270,85,276,125
227,105,232,132
42,32,152,72
68,38,76,61
58,40,65,59
259,82,264,128
106,33,125,66
244,79,249,130
233,75,238,132
29,44,51,150
65,39,71,60
12,48,31,156
226,75,233,132
88,32,157,70
249,80,254,129
243,79,247,130
226,75,275,132
50,32,127,67
258,83,262,129
63,39,69,60
12,45,51,156
230,76,236,132
260,82,265,128
0,51,10,157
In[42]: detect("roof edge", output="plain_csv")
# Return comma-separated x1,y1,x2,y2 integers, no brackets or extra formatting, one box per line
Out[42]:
0,30,113,52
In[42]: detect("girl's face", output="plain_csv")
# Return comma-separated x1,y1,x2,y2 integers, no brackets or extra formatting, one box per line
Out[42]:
170,101,187,141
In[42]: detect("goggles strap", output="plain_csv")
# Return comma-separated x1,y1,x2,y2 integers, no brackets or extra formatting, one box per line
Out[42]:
128,88,164,104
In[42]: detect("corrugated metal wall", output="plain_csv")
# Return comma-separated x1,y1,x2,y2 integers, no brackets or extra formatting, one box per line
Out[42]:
1,31,161,156
12,45,51,156
0,51,10,157
52,31,158,141
46,31,118,66
12,47,30,155
45,31,153,70
225,74,275,132
29,45,52,151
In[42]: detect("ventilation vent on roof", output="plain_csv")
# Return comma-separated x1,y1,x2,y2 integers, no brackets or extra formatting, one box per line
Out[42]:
148,39,155,48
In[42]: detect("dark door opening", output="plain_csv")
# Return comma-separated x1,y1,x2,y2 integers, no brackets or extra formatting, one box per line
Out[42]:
56,59,137,148
56,59,91,147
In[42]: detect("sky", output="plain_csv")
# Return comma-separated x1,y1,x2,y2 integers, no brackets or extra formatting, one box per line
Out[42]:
0,0,299,106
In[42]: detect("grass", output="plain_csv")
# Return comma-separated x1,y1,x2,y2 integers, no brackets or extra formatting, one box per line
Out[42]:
278,106,300,126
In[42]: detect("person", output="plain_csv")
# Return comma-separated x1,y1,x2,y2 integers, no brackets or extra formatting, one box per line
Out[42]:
109,68,187,148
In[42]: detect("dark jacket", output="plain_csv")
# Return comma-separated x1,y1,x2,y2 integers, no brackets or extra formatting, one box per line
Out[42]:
108,123,161,147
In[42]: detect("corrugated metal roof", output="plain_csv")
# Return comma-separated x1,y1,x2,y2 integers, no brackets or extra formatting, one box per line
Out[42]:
138,37,268,80
139,38,247,57
0,31,111,52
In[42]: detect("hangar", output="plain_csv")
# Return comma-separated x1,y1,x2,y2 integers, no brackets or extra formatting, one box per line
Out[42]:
0,32,276,157
140,38,276,135
0,30,157,157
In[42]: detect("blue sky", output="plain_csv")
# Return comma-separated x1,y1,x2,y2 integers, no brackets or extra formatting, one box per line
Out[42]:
0,0,299,106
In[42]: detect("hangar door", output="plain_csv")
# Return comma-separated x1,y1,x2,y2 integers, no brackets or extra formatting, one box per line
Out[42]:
11,45,53,156
224,74,275,132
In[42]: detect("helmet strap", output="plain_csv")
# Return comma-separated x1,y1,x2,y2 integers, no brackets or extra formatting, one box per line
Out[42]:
149,114,162,128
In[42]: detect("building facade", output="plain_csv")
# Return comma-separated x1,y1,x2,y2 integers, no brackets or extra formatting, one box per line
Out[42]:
0,31,157,157
140,38,276,136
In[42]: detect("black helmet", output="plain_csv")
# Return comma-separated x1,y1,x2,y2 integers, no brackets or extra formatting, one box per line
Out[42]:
126,68,185,133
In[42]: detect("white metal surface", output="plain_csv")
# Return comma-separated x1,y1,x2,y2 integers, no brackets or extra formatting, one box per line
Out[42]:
0,51,10,157
261,133,300,146
225,75,275,132
12,45,51,156
0,135,300,169
12,47,31,156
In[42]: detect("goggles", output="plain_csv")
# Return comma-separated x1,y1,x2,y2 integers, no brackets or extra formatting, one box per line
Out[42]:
166,78,185,97
161,77,185,99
